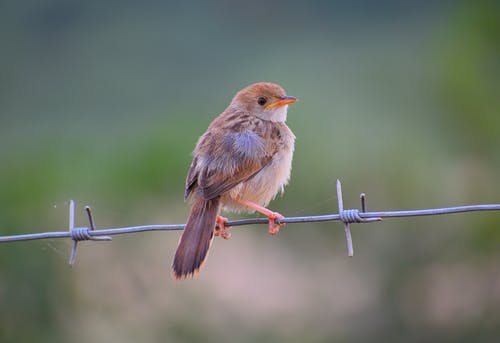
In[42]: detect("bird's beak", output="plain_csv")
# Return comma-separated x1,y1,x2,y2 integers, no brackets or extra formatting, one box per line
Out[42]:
266,95,298,109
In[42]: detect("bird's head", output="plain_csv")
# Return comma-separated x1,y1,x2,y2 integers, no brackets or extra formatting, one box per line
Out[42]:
229,82,298,122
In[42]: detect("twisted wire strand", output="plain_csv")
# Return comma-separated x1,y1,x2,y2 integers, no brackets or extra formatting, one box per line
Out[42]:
0,180,498,265
1,205,499,243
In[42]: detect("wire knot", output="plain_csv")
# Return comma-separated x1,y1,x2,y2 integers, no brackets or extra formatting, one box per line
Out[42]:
70,227,92,241
339,209,363,223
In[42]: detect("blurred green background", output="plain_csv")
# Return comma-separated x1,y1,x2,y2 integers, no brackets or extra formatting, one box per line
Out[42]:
1,0,499,342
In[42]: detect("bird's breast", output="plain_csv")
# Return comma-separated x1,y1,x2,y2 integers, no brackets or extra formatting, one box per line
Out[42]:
222,123,295,212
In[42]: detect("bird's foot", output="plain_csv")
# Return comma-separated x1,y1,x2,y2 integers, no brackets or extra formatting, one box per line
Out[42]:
267,212,285,236
234,199,285,236
215,215,231,240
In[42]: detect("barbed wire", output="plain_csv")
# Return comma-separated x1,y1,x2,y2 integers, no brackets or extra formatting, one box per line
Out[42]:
1,180,499,265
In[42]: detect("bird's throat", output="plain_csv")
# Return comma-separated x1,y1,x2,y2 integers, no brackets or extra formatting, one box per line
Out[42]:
267,105,288,122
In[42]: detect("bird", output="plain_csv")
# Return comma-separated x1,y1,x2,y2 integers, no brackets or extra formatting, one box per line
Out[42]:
172,82,297,279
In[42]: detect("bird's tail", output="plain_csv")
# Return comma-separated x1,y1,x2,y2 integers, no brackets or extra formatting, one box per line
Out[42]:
172,195,220,279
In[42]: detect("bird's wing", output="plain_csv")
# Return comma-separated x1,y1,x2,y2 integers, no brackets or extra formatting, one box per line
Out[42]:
184,155,199,200
191,129,272,200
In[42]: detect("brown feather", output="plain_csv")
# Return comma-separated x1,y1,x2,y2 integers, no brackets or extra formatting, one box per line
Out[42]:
186,114,274,201
172,195,220,279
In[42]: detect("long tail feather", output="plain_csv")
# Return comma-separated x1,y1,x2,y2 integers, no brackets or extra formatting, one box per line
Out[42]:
172,196,220,279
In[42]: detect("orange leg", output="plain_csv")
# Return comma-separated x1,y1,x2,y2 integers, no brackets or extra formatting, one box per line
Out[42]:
214,215,231,240
236,199,285,236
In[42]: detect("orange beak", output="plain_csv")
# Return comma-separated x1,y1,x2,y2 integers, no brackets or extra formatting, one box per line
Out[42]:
265,95,298,109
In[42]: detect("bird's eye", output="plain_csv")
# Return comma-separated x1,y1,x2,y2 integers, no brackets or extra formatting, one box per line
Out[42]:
257,97,267,106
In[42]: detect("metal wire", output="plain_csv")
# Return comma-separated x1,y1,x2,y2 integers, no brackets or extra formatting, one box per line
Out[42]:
0,180,499,265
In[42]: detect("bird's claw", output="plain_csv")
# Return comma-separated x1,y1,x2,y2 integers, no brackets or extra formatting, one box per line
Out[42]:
268,212,285,236
215,215,231,240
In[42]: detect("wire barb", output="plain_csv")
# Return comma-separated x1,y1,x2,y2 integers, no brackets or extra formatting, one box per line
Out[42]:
85,206,96,231
336,180,353,257
336,180,382,257
360,193,367,213
68,201,111,266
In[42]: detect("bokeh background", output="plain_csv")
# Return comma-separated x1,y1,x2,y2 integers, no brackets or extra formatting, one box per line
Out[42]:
1,1,499,342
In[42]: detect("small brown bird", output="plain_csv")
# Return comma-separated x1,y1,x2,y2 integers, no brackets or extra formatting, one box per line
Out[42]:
172,82,297,279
